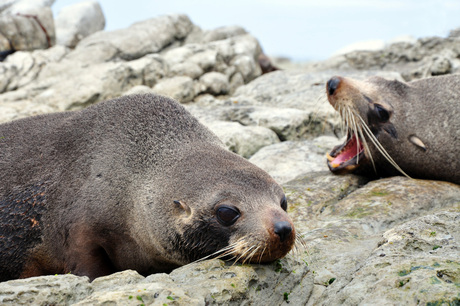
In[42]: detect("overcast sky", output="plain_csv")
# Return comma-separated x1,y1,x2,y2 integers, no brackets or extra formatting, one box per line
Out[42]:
52,0,460,61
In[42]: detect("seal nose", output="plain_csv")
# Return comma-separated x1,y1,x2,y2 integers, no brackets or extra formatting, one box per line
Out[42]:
274,221,292,242
327,77,341,96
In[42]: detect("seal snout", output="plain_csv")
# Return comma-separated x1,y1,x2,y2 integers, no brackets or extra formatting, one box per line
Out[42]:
274,221,292,242
327,76,342,96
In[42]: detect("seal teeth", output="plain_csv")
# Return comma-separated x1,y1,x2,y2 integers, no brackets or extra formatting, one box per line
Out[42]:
328,134,364,169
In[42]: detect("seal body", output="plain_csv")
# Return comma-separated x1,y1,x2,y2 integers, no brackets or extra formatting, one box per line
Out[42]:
325,74,460,184
0,94,296,281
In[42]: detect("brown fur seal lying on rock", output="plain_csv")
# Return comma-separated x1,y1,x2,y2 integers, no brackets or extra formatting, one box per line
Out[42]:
325,74,459,184
0,94,298,282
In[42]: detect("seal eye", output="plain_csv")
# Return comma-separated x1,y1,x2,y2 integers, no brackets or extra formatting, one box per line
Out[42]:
216,206,240,226
375,104,390,122
280,196,288,211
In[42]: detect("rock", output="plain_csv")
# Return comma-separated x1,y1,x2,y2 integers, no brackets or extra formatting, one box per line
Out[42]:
205,120,280,158
126,53,168,87
202,25,247,43
152,76,195,103
0,258,312,305
122,85,155,96
319,210,460,305
199,71,229,95
285,174,460,305
448,27,460,38
169,62,203,79
70,14,194,62
430,55,452,75
249,136,342,184
332,39,386,56
0,7,55,56
1,0,55,14
224,106,316,141
55,0,106,48
1,45,68,93
0,274,92,305
313,36,460,81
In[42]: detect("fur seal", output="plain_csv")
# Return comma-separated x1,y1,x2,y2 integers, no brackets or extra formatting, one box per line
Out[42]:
325,74,460,184
0,94,297,282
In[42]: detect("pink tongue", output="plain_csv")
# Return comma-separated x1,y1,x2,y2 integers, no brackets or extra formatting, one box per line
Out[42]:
332,135,362,166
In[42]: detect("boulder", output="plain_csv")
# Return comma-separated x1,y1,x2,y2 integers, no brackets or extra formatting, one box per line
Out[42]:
55,0,105,48
0,7,55,57
249,136,341,184
152,76,195,103
70,14,194,62
205,120,280,158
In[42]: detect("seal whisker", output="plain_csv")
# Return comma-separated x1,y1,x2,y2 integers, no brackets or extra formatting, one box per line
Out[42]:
192,240,243,263
258,245,267,263
354,115,376,173
234,245,256,264
348,108,361,165
357,115,411,178
244,245,261,264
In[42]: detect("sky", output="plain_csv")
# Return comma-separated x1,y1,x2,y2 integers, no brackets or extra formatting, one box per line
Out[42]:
52,0,460,61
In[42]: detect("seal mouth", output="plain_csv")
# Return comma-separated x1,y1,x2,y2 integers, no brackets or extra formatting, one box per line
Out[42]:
327,132,365,172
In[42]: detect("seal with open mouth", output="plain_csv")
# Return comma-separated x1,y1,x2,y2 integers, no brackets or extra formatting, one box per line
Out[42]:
325,74,459,184
0,94,300,281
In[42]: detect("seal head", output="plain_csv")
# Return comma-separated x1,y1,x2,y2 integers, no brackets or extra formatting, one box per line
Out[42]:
325,75,460,184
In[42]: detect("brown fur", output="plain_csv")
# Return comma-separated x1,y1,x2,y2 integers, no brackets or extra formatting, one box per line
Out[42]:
0,94,295,281
326,74,460,184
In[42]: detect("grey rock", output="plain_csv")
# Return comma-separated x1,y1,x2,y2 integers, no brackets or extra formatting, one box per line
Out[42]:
285,174,460,305
448,27,460,38
224,106,318,141
0,274,92,305
313,36,460,81
70,14,194,62
55,0,105,48
188,48,219,71
249,136,342,184
205,120,280,158
122,85,155,96
0,258,312,305
319,210,460,305
202,25,247,43
199,71,229,95
126,53,168,87
1,45,68,93
152,75,195,103
0,7,55,54
170,61,203,79
430,55,452,75
1,0,54,14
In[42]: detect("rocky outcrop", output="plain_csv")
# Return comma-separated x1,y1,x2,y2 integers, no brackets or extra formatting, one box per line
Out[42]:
286,175,460,305
0,6,55,59
0,4,459,305
309,35,460,81
0,259,312,305
55,0,105,48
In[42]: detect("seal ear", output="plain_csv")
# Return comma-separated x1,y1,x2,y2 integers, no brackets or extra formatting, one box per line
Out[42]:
173,200,192,216
409,135,427,151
